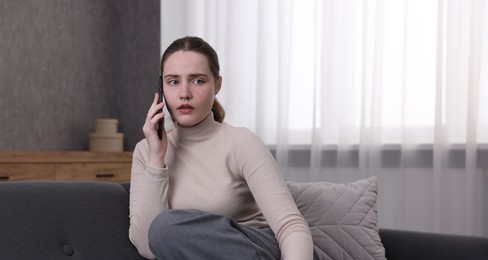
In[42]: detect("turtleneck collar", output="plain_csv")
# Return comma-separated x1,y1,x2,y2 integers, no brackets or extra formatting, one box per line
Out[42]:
174,112,220,143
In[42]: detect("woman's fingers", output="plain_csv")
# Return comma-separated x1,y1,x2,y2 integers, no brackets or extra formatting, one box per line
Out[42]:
147,94,164,117
143,93,165,136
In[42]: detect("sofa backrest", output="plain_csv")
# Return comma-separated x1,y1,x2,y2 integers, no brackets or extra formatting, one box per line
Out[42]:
0,181,146,260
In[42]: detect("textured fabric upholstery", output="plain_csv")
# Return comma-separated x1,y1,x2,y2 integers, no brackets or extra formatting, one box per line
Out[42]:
0,181,146,260
380,228,488,260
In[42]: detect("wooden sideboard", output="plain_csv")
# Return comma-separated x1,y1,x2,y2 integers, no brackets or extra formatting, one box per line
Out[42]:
0,151,133,183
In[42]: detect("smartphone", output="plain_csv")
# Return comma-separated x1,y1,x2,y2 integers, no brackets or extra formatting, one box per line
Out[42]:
157,76,164,140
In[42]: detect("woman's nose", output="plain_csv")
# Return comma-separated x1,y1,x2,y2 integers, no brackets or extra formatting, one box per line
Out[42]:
179,82,192,100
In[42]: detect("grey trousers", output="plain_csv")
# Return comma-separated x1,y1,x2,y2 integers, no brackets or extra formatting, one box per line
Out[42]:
148,209,281,260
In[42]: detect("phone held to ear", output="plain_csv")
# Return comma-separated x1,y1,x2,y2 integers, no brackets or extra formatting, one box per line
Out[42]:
157,76,164,140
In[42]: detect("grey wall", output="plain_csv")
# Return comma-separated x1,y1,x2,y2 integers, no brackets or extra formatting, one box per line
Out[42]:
0,0,160,151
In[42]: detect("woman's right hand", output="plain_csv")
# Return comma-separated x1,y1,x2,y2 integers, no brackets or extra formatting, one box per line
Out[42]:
142,93,167,168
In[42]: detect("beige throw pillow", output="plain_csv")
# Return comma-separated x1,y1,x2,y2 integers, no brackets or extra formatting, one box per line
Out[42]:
287,177,386,260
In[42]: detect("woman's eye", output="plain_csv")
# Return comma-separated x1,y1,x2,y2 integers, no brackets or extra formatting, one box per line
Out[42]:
167,80,178,86
193,79,205,85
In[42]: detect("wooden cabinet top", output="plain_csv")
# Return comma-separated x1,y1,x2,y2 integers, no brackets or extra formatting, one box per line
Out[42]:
0,151,133,164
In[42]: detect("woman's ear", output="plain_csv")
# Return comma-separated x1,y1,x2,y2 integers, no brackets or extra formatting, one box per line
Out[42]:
215,76,222,95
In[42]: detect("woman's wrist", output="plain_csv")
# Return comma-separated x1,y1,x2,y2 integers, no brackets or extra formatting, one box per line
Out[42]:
148,156,166,169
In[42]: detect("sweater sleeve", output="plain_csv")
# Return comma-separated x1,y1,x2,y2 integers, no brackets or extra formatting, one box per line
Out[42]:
128,140,169,260
233,130,314,260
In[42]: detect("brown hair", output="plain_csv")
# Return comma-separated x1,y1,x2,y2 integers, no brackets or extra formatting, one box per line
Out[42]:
161,36,225,123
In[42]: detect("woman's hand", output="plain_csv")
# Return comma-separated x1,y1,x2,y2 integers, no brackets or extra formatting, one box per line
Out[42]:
142,93,167,168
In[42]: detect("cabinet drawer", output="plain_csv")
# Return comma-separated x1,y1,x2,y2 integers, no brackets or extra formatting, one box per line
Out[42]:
0,164,54,181
55,163,131,183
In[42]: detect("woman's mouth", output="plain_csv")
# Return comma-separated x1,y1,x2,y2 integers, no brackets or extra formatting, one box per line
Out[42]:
177,104,194,114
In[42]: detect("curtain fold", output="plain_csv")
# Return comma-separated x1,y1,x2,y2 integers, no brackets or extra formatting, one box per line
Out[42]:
162,0,487,236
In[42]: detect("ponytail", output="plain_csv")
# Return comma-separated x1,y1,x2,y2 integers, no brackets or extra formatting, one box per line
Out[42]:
212,99,225,123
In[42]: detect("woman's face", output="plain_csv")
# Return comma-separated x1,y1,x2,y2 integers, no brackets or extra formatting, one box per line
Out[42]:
162,50,221,127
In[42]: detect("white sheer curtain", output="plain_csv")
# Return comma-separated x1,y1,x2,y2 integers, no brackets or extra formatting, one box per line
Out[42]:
162,0,488,236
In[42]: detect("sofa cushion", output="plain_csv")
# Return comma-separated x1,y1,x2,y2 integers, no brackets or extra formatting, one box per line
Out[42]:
0,181,145,260
287,177,386,260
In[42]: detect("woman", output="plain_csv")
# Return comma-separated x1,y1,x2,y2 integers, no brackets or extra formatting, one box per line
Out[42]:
129,36,316,259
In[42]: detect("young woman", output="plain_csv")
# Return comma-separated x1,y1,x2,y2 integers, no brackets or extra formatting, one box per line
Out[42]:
129,36,316,260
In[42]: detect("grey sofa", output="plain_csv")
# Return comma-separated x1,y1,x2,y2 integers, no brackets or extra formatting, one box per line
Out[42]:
0,181,487,260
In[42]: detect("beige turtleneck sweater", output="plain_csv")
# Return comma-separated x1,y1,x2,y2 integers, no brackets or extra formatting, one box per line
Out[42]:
129,113,313,259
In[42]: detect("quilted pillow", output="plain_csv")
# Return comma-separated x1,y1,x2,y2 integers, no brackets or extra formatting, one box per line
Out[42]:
287,177,386,260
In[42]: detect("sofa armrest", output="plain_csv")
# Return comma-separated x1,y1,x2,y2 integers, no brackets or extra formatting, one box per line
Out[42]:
379,228,488,260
